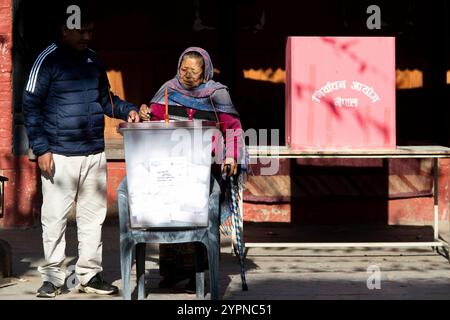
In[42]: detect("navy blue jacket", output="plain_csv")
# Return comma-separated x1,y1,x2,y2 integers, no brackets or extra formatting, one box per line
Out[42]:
23,43,137,157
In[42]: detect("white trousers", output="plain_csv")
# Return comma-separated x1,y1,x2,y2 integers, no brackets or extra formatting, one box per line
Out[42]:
38,152,107,287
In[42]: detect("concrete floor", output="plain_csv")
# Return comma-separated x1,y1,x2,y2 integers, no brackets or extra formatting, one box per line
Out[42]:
1,220,450,300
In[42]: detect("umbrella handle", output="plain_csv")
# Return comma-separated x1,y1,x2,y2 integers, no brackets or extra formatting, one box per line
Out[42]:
225,164,232,177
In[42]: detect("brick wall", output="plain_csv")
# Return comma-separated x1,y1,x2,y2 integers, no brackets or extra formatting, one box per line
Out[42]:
0,0,40,228
0,0,12,152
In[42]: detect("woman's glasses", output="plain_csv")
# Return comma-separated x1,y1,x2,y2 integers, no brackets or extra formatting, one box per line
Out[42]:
179,68,203,78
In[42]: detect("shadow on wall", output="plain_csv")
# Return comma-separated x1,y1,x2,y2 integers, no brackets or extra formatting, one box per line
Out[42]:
0,154,40,228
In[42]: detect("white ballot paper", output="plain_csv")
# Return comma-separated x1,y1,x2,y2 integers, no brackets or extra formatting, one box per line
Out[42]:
128,157,209,227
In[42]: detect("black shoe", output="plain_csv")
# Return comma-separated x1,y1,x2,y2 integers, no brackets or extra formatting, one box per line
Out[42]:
158,275,188,289
79,274,119,295
36,281,61,298
184,277,196,294
184,276,206,294
158,277,177,289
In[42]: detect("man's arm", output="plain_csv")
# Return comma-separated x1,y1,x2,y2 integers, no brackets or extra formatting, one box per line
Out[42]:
99,70,139,121
22,57,52,157
23,48,55,177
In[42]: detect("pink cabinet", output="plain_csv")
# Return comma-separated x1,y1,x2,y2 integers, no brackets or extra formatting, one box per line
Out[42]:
285,37,396,150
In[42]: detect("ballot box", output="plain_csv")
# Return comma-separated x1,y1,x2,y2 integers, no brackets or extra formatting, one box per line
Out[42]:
285,36,396,150
119,121,217,228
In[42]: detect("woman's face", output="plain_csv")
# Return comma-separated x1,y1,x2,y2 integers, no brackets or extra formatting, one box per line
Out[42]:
179,57,204,89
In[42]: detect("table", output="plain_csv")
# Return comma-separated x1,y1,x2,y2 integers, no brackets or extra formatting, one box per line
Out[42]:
245,146,450,261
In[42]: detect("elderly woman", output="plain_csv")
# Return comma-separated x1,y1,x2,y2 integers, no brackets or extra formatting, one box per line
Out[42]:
139,47,244,292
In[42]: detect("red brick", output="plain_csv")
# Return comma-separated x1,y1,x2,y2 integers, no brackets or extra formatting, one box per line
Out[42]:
0,126,12,135
0,92,11,99
0,157,40,228
0,145,12,152
0,100,11,107
0,33,11,42
0,78,11,84
1,116,12,124
244,202,291,223
0,144,12,153
0,150,12,166
0,137,13,148
0,144,12,151
0,7,11,25
0,61,12,73
0,112,11,120
106,162,126,216
0,85,12,97
0,122,11,130
0,85,12,98
0,70,11,77
0,132,12,140
438,159,450,221
0,21,11,31
0,107,12,115
0,24,11,34
0,0,12,6
0,111,12,119
0,82,11,90
0,6,12,16
0,60,12,70
0,127,12,136
0,73,11,83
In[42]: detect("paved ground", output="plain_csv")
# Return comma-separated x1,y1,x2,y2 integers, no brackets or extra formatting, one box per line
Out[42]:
1,220,450,300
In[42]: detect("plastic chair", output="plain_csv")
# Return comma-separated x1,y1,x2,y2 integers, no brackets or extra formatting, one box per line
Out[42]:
117,176,220,300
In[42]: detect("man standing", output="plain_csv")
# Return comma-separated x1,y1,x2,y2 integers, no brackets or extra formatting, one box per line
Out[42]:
23,8,139,298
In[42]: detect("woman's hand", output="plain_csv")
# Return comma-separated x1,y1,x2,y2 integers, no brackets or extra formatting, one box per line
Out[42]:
139,104,152,121
223,157,238,177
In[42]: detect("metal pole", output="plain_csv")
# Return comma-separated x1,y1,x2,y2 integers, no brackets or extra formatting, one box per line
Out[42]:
245,241,446,249
434,158,439,241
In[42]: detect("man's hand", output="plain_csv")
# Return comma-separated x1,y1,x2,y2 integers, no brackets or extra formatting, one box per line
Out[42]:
38,152,54,178
139,104,151,121
223,157,238,177
127,110,140,123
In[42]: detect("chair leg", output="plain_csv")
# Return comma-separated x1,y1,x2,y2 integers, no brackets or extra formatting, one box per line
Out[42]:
120,238,134,300
136,243,146,300
204,239,220,300
195,242,205,299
